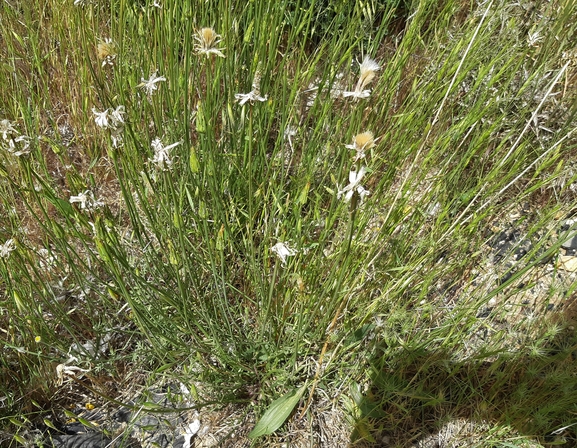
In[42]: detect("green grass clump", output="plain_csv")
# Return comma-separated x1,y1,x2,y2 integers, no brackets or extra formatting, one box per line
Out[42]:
1,0,577,445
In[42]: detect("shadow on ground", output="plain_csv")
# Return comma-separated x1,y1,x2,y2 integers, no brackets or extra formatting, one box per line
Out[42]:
349,308,577,447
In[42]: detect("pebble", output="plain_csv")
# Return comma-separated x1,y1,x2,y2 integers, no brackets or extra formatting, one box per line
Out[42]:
557,255,577,272
562,235,577,250
560,219,577,249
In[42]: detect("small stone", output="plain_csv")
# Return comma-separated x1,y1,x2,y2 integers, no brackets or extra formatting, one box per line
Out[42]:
498,271,513,285
560,219,577,249
476,307,492,318
562,235,577,250
561,218,577,230
557,255,577,272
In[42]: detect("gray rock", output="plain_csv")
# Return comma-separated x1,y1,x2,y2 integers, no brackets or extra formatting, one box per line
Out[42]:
52,433,111,448
560,219,577,249
562,234,577,250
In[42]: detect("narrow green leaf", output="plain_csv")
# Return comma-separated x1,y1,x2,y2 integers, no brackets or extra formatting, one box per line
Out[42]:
43,418,59,431
243,20,254,43
248,384,307,438
9,418,24,428
13,434,27,444
77,417,98,430
196,101,205,133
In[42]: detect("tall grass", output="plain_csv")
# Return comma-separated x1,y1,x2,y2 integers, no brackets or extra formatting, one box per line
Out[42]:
1,0,577,445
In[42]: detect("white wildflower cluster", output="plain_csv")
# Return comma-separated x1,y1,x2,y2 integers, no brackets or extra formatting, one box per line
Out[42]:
69,190,104,211
0,239,16,259
0,119,31,156
149,137,182,170
335,60,379,207
267,59,379,266
92,105,125,147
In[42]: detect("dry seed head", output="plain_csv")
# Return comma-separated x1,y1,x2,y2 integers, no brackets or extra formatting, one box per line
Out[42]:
97,39,117,66
353,131,376,150
195,27,225,58
97,40,116,59
356,56,380,92
0,119,17,140
200,27,219,47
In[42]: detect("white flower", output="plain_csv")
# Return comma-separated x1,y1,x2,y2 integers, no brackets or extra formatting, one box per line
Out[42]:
235,69,267,105
342,90,371,99
527,31,543,47
37,248,57,270
110,105,125,126
271,242,297,265
337,166,370,203
69,190,103,211
150,138,181,170
0,119,17,140
93,105,125,146
194,27,225,58
109,106,126,147
56,363,89,386
182,419,201,448
139,71,166,96
111,128,123,148
6,135,31,156
234,91,268,106
92,108,109,128
0,239,15,259
358,56,380,83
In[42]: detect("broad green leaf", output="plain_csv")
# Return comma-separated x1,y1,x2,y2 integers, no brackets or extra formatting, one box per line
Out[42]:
297,182,310,205
248,384,307,438
51,197,75,218
189,145,199,173
216,224,225,251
